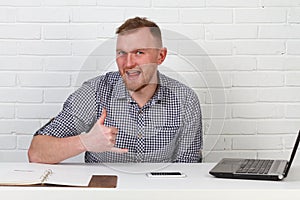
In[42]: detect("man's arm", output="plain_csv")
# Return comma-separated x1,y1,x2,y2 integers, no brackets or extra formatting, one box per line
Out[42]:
28,135,85,164
28,109,128,164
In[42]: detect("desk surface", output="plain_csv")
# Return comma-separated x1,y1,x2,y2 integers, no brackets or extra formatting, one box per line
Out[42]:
1,162,300,200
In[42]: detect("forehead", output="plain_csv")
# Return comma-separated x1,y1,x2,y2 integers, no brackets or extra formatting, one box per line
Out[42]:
116,27,159,51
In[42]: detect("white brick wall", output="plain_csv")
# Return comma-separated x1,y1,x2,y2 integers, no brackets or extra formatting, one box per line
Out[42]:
0,2,299,164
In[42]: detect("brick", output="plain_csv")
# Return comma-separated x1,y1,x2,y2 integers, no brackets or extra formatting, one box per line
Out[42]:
257,120,300,134
17,135,32,150
204,151,256,162
16,104,62,119
192,89,206,104
258,57,300,71
206,25,258,40
209,56,256,71
161,55,199,73
0,0,41,6
258,88,300,102
287,41,300,55
0,151,28,162
0,120,40,135
98,23,119,38
44,25,98,40
162,24,205,40
226,88,257,103
0,73,16,86
72,8,124,23
179,72,231,88
235,41,285,55
232,104,285,119
286,72,300,86
153,0,205,7
0,89,17,102
18,73,70,87
71,72,103,87
17,8,70,22
285,57,300,70
98,0,151,7
45,56,97,71
232,136,282,150
19,41,71,56
44,88,74,103
0,88,42,103
204,135,231,151
223,120,257,135
258,151,290,160
0,24,40,39
232,72,284,87
207,0,259,7
44,0,96,6
0,56,43,71
235,8,286,23
286,105,300,118
0,105,15,119
259,25,300,39
0,136,16,149
257,57,285,70
125,8,179,23
201,104,231,119
43,25,68,40
72,41,107,56
261,0,300,7
0,8,16,22
0,41,17,55
179,41,232,56
288,8,300,23
180,9,233,23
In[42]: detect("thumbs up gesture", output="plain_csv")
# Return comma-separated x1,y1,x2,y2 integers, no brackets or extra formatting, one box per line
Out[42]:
79,109,128,153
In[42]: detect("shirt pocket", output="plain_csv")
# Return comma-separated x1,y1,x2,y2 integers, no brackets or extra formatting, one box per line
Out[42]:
145,124,182,152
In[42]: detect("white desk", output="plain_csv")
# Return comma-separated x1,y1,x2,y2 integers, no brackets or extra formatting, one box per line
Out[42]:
1,162,300,200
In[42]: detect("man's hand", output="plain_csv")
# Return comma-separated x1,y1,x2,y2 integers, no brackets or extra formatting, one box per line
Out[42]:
79,109,128,153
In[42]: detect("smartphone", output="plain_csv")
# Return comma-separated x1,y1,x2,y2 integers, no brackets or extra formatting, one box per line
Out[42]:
146,172,186,178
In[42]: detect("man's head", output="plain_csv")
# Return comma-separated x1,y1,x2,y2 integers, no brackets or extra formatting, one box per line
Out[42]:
115,17,167,93
116,17,163,48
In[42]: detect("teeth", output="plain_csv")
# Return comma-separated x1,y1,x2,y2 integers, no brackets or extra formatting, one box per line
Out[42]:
126,70,140,75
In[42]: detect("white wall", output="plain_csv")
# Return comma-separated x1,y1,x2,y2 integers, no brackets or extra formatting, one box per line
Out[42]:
0,0,299,163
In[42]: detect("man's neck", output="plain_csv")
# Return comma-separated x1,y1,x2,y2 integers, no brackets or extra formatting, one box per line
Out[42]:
130,83,158,108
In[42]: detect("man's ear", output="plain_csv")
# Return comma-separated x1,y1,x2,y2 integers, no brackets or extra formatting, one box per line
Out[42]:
158,47,167,65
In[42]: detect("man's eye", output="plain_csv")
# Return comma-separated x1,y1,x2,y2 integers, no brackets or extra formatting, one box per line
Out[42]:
117,51,126,56
136,51,144,55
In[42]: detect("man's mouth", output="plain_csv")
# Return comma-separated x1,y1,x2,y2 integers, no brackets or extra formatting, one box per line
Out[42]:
126,70,141,79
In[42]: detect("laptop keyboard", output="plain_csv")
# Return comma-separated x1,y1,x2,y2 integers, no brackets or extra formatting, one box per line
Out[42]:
236,159,274,174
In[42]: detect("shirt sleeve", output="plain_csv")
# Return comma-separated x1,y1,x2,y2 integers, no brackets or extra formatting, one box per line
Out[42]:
173,90,202,163
34,81,98,138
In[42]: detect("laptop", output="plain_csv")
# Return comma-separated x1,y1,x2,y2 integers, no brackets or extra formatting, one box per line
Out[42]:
209,130,300,181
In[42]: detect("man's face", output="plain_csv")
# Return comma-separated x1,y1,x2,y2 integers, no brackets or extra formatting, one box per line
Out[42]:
116,27,166,92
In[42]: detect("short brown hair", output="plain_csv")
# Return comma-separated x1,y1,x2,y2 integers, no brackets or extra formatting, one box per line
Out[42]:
116,17,162,46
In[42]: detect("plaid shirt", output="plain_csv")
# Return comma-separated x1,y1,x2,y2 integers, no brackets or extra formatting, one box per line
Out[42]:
35,71,202,163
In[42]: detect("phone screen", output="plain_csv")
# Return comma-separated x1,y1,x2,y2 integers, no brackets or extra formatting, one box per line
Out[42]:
146,172,186,178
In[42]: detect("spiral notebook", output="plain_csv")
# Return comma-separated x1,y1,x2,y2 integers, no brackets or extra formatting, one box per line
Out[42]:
0,163,117,188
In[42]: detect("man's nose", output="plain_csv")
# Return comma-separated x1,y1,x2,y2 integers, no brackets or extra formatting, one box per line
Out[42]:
125,53,135,68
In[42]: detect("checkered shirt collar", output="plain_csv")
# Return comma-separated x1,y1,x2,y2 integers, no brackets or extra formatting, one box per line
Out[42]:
112,71,169,105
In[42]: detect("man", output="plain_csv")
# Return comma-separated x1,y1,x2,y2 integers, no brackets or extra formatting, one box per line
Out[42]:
28,17,202,164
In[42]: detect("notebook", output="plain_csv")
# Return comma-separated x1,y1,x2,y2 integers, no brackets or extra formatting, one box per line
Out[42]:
209,130,300,181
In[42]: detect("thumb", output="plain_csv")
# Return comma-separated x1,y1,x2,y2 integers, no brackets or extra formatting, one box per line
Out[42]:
98,108,107,125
